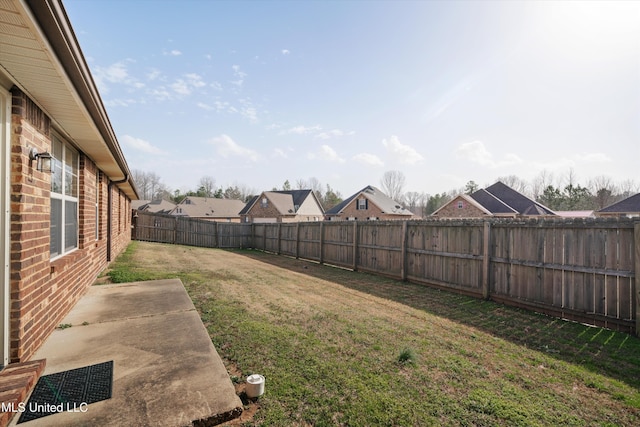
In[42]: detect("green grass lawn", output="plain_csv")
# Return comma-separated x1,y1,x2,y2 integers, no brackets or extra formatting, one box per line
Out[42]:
107,241,640,426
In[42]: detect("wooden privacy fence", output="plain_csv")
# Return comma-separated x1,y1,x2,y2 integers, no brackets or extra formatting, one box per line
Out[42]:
132,210,639,335
132,211,252,248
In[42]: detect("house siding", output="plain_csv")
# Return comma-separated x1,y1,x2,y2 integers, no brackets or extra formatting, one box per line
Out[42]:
8,88,131,362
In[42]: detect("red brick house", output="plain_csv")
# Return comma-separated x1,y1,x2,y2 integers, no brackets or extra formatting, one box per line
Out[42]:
0,0,138,370
324,185,414,221
431,181,555,219
240,190,324,223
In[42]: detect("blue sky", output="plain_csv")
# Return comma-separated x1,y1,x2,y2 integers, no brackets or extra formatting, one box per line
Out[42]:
64,0,639,198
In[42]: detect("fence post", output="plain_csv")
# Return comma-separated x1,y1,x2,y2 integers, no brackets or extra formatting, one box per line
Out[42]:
352,221,358,271
482,221,491,300
319,222,324,264
277,223,282,255
263,224,267,251
401,220,408,281
173,216,178,244
296,222,300,259
214,222,219,248
635,222,640,337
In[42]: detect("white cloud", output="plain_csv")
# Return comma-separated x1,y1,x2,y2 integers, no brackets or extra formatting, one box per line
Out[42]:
93,61,142,93
209,134,259,162
280,125,322,135
281,49,290,55
148,87,172,101
532,152,612,173
121,135,167,155
382,135,424,165
185,73,206,88
231,65,247,87
575,152,612,163
164,49,182,56
353,153,384,167
315,129,355,140
197,102,214,111
170,73,207,96
455,140,522,168
272,148,289,158
308,145,345,163
214,100,231,112
171,79,191,95
147,69,162,81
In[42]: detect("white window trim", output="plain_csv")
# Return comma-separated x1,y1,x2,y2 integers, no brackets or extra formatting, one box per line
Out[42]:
50,136,79,261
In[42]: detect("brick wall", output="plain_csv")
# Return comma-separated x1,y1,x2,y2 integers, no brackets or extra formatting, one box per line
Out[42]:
432,196,489,218
246,196,283,222
330,197,412,221
9,88,131,362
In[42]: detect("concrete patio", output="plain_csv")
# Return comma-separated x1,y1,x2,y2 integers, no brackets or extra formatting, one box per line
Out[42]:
10,279,243,426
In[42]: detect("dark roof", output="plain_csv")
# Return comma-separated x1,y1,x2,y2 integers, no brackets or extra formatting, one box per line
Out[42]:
473,181,555,216
598,193,640,213
239,196,258,215
470,189,516,214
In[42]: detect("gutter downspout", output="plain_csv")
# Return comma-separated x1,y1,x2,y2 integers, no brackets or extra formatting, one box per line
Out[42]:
107,174,129,262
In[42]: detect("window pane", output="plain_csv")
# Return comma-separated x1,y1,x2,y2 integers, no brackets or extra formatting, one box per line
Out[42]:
51,159,63,194
51,138,63,194
64,147,78,197
64,200,78,252
50,198,62,257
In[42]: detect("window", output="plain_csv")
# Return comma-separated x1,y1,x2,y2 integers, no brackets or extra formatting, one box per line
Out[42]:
261,197,268,208
50,137,78,258
357,198,368,210
95,172,99,240
457,201,464,209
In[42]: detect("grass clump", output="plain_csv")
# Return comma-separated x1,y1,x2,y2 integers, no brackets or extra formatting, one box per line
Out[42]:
397,347,417,365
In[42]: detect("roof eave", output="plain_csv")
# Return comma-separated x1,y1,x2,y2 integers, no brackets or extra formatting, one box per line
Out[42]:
16,0,138,199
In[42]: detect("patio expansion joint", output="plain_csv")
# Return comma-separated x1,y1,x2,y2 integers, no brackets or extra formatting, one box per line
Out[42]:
68,308,197,327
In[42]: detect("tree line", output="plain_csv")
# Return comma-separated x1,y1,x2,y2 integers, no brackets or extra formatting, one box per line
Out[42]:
132,168,639,217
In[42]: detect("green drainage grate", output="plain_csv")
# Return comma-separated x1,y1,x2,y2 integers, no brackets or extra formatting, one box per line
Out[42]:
18,361,113,424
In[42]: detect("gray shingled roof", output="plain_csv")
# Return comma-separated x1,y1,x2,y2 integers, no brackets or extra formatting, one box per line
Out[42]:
471,182,555,216
133,199,176,214
598,193,640,213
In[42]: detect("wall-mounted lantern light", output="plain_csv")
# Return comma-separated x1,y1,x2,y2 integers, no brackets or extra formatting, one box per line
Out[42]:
29,148,52,173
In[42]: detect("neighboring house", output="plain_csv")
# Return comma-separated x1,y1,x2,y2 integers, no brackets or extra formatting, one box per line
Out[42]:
170,196,245,222
240,190,324,223
432,181,555,218
595,193,640,218
0,0,138,376
325,185,414,221
133,199,176,214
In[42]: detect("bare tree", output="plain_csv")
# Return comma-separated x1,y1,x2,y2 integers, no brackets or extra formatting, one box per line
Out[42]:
618,179,640,199
380,170,406,202
198,176,217,198
588,175,616,209
496,175,529,196
132,169,165,200
531,170,554,201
